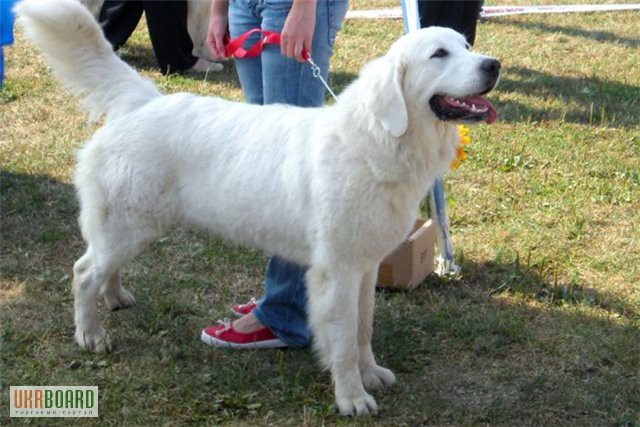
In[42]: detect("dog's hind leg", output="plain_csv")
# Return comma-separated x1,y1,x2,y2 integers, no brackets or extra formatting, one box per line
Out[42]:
358,266,396,391
73,248,113,353
73,216,160,353
101,271,136,311
307,265,378,416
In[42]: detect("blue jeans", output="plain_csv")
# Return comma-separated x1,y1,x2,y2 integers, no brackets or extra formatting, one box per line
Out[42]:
228,0,348,346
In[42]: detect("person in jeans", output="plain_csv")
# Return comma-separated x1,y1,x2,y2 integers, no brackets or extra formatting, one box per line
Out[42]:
98,0,221,75
201,0,349,349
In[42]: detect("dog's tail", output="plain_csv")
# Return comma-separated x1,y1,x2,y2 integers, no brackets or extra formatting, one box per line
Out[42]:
15,0,161,121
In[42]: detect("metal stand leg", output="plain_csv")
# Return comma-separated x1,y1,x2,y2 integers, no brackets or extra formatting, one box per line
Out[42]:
429,178,461,276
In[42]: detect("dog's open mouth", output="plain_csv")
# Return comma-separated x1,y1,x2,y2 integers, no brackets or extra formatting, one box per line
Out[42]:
429,95,498,124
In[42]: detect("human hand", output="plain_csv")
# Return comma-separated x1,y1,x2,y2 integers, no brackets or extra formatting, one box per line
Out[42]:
280,0,317,62
207,0,229,60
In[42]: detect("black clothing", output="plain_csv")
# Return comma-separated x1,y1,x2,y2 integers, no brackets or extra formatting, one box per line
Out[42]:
99,1,198,74
418,0,483,45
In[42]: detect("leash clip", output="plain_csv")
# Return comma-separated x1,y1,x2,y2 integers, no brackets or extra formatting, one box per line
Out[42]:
306,55,338,102
306,56,321,78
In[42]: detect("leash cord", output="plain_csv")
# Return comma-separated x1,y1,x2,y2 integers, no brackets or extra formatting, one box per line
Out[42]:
306,56,339,102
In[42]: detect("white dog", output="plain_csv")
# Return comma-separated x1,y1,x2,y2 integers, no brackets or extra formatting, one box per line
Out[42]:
16,0,499,416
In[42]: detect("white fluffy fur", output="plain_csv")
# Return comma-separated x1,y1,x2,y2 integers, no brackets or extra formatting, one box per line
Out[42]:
16,0,498,416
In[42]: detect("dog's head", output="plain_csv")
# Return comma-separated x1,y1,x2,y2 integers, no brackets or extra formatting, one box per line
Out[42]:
363,27,500,137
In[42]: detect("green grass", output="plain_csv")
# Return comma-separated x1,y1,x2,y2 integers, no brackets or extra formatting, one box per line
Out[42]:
1,3,639,426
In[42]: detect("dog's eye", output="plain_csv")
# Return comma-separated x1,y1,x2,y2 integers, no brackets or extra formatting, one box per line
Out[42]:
431,48,449,59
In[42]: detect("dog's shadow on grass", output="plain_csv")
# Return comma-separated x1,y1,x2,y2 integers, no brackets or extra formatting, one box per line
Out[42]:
374,259,638,423
486,19,639,128
376,256,637,367
1,171,638,424
495,66,640,128
1,171,84,282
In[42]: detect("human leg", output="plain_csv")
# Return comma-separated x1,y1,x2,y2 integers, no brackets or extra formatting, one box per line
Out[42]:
227,0,265,104
202,0,347,349
98,0,144,50
201,0,271,349
417,0,483,45
260,0,348,106
252,257,310,346
142,0,199,74
248,0,348,346
202,256,309,348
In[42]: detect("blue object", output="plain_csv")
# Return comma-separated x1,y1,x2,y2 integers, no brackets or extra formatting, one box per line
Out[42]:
226,0,348,346
401,0,421,32
1,0,17,88
228,0,348,106
429,178,459,274
254,257,310,346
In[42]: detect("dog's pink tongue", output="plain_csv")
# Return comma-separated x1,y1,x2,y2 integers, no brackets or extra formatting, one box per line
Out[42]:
467,96,498,124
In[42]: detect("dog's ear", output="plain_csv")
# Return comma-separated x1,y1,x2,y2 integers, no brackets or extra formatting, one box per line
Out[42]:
364,56,408,138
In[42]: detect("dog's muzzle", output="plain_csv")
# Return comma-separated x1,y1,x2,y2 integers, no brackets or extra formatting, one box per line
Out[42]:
429,59,501,124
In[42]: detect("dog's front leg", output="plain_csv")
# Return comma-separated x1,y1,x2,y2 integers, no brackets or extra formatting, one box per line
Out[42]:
307,266,378,416
358,267,396,391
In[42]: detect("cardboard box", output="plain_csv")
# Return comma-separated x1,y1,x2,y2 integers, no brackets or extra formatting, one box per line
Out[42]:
377,219,436,290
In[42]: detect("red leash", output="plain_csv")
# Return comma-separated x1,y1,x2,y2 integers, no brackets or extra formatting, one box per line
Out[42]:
224,29,309,60
224,29,337,101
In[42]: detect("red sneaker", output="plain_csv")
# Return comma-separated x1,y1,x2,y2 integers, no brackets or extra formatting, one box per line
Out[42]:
231,297,258,317
201,319,287,349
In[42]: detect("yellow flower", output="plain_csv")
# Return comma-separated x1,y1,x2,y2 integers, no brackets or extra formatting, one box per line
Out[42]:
450,125,472,170
458,125,471,145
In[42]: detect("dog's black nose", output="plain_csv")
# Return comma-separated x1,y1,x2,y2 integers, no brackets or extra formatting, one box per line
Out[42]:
481,59,501,75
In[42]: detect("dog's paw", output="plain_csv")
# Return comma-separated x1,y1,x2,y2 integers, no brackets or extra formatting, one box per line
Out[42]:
361,364,396,391
75,327,112,353
336,391,378,416
102,287,136,311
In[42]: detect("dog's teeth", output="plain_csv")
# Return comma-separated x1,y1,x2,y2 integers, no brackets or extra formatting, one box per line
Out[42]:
470,104,477,112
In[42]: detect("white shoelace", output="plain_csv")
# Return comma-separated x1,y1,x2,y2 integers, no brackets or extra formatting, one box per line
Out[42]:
215,318,232,336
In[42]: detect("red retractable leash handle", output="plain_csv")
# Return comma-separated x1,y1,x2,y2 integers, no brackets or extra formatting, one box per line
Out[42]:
224,29,309,61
